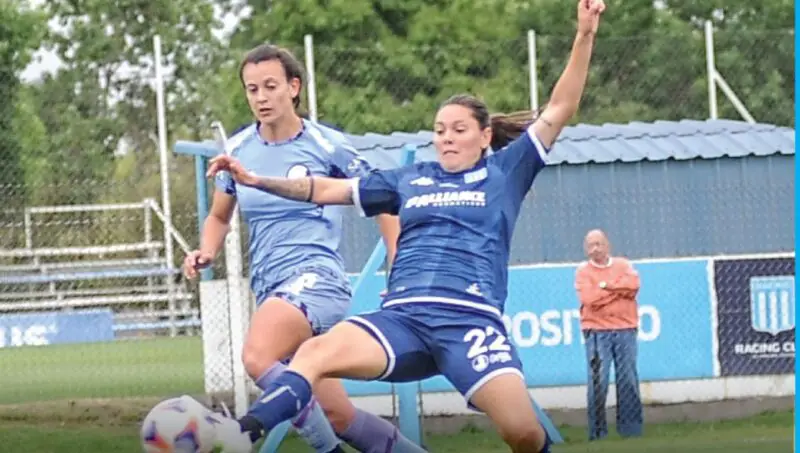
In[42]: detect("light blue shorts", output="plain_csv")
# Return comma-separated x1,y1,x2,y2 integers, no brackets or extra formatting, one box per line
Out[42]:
253,266,352,336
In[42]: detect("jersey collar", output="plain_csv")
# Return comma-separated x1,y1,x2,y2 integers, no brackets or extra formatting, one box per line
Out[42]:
254,119,306,146
434,157,488,178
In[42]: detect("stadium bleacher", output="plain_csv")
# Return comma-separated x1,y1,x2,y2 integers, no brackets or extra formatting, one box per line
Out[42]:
0,199,197,337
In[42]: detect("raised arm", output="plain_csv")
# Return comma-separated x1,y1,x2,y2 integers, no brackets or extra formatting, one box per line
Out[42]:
533,0,604,149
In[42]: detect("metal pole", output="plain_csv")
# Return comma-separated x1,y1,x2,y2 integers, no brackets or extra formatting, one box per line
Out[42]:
211,121,249,418
304,34,319,122
527,30,539,112
704,21,718,120
713,72,757,123
154,35,177,336
194,155,213,280
144,202,154,303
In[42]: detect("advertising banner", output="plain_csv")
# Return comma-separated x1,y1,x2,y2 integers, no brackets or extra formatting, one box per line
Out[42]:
713,256,795,376
343,259,716,395
0,309,115,348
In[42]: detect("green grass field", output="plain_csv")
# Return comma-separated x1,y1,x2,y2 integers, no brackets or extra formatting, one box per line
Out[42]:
0,337,794,452
0,410,792,452
0,336,204,404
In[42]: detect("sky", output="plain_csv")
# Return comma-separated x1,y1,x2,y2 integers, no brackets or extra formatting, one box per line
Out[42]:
20,4,247,83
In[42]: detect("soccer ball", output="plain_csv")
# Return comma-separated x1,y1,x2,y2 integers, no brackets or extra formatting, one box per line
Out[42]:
140,396,217,453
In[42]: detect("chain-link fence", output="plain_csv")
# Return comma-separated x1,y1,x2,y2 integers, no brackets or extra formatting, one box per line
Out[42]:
304,29,793,133
0,26,793,447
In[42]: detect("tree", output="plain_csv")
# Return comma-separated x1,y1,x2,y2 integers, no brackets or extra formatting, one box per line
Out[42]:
221,0,793,132
0,1,46,210
17,0,226,248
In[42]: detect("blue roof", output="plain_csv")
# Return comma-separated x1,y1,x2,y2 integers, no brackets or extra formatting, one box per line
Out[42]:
343,119,795,169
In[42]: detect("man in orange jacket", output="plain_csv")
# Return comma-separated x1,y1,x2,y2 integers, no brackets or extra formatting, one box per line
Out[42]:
575,229,643,441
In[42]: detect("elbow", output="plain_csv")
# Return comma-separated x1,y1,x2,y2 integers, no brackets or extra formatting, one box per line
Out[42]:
207,211,231,229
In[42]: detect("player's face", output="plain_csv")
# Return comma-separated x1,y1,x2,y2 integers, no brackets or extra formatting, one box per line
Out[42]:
241,59,301,125
433,104,492,172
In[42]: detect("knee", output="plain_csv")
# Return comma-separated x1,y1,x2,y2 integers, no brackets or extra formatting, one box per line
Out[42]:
292,336,337,378
500,423,546,452
241,341,280,380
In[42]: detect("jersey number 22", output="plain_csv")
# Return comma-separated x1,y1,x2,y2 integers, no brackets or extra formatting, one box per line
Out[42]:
463,326,511,360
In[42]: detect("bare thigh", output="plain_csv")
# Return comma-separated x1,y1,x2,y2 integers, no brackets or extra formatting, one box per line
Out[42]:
288,321,390,384
470,373,545,453
241,298,313,378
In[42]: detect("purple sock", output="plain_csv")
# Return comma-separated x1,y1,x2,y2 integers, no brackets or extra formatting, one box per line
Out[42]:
254,362,287,390
339,409,426,453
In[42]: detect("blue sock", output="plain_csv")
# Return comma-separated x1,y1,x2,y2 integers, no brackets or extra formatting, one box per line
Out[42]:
255,364,341,453
242,371,314,441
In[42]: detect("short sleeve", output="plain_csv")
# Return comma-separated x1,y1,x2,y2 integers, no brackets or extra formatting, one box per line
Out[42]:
215,171,237,197
329,143,373,179
351,169,403,217
487,125,551,202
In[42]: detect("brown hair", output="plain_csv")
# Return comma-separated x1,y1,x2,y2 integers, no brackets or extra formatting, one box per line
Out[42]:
239,44,305,110
439,94,537,151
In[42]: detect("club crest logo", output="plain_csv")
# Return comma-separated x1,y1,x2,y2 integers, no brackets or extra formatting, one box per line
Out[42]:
287,164,310,179
749,276,795,335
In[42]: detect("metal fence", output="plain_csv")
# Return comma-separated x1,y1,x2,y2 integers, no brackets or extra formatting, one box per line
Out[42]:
0,23,794,449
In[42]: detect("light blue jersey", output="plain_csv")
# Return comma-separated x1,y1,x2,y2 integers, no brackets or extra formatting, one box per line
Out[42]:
215,120,372,332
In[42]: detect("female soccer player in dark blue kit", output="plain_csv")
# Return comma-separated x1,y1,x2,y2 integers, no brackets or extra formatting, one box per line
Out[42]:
204,1,605,451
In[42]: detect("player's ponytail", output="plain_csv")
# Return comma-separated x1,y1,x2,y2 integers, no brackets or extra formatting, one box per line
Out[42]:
488,110,537,150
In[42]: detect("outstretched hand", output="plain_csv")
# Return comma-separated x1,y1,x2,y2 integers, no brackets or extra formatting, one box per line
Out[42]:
207,154,258,187
577,0,605,36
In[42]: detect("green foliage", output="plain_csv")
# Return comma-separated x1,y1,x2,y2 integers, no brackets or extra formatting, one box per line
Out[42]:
221,0,793,134
1,0,794,250
0,0,46,206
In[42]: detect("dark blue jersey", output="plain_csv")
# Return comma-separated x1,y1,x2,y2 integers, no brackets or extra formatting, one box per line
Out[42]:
352,127,550,318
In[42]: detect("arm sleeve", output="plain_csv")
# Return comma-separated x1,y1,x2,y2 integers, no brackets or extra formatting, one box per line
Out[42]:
487,124,552,202
352,169,404,218
214,172,236,197
612,259,641,292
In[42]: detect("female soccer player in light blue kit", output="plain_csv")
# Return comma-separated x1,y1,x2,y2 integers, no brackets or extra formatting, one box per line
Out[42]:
182,44,425,453
203,1,604,451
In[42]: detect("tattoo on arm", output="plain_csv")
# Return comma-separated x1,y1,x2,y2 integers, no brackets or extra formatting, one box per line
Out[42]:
253,176,313,202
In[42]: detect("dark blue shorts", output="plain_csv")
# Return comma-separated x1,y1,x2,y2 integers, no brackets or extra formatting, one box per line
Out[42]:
346,302,524,408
